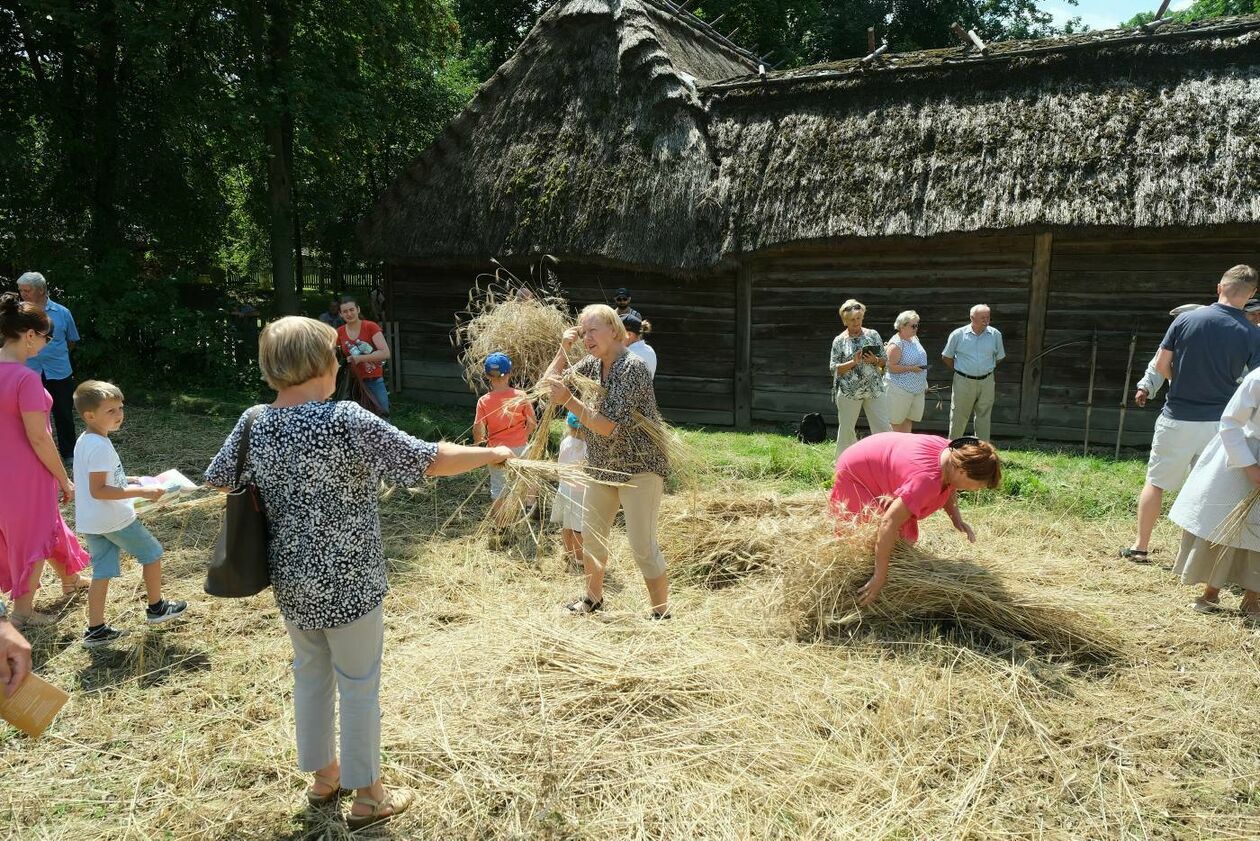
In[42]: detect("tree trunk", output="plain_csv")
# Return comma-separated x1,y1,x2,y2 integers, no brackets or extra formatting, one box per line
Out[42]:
89,0,121,264
246,0,299,315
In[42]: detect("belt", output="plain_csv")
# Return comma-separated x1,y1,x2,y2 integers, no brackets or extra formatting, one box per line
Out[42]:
954,370,993,381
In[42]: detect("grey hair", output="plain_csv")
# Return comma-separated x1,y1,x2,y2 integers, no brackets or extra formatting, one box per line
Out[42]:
16,271,47,291
894,310,920,330
970,303,991,318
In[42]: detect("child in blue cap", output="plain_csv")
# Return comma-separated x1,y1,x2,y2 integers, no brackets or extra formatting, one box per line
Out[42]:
473,352,536,521
550,411,588,570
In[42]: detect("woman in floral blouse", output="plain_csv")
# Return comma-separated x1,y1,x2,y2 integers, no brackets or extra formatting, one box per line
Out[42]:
829,299,891,457
206,316,513,829
544,304,671,619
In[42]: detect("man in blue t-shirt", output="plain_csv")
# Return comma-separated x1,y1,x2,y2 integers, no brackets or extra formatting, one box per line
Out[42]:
1123,265,1260,563
18,271,81,461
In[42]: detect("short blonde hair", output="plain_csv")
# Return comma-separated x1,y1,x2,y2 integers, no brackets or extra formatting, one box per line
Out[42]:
258,316,339,390
1221,265,1259,296
73,380,124,415
578,304,628,343
839,299,865,325
894,310,920,330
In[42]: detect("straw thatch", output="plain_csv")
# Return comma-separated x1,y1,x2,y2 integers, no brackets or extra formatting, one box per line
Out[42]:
360,2,1260,270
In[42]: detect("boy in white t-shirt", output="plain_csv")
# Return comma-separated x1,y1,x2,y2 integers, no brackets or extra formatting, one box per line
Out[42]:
72,381,188,648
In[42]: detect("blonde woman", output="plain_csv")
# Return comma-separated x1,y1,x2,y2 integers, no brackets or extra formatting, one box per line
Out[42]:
543,304,671,619
829,299,891,456
885,310,930,433
205,316,513,828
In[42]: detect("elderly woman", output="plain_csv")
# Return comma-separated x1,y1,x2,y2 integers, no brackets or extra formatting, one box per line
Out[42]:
831,432,1001,606
830,299,891,456
544,304,671,619
0,293,90,627
884,310,930,433
205,316,512,829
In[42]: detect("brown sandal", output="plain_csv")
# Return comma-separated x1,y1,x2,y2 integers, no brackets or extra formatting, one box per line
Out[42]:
346,787,414,829
306,772,343,805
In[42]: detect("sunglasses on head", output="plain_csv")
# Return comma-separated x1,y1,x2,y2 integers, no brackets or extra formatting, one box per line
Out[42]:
844,304,863,312
949,436,981,450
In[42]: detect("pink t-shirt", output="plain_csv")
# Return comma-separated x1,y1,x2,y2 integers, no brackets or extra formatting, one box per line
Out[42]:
829,432,954,542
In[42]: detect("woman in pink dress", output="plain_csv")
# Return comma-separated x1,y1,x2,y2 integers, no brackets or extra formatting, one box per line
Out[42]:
830,432,1001,606
0,293,89,626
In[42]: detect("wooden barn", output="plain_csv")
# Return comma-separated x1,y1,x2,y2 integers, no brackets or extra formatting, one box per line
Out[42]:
359,1,1260,444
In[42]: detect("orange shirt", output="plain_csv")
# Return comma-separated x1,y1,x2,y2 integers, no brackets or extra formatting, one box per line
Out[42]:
475,389,533,448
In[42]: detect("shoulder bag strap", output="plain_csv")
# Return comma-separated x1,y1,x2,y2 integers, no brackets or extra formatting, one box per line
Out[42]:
236,405,265,486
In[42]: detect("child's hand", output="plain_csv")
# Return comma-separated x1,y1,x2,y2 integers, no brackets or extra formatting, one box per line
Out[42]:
138,487,166,502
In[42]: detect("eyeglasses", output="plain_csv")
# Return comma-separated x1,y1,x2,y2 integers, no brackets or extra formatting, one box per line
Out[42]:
38,330,53,344
907,323,920,329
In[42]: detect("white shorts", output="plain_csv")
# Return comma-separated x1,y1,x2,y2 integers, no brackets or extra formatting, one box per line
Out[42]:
886,384,926,424
549,482,586,532
1146,415,1218,492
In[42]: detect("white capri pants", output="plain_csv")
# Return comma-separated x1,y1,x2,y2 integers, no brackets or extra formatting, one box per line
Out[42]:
284,603,384,789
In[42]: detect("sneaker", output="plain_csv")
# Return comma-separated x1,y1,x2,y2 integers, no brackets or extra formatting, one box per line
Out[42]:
145,599,188,625
83,625,130,648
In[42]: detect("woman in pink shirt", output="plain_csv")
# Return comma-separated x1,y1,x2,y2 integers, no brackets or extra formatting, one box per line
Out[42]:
830,432,1001,606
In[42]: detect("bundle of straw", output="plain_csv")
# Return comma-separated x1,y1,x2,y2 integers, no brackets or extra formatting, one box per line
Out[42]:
454,283,573,390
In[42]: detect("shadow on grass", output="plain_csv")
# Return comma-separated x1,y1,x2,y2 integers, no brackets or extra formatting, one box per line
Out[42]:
76,631,211,692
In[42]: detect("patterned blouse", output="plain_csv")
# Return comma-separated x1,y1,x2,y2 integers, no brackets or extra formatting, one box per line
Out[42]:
886,335,929,394
204,401,438,630
566,351,670,482
829,328,888,400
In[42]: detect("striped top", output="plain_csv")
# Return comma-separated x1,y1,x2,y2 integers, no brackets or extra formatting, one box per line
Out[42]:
886,336,928,394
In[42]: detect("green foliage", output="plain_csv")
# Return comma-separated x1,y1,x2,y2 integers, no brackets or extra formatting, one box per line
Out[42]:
1124,0,1259,27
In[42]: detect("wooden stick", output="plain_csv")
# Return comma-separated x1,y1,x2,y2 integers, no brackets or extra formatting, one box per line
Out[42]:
1115,332,1138,459
1083,331,1098,456
867,27,876,54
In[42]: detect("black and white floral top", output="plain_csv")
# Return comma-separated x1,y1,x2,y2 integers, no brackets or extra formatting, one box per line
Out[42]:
204,401,437,630
566,352,670,483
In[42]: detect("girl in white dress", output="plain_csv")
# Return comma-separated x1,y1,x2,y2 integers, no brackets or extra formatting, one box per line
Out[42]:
1169,368,1260,619
551,412,588,570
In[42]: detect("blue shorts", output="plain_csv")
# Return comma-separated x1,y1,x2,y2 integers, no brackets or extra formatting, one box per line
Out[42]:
85,520,164,580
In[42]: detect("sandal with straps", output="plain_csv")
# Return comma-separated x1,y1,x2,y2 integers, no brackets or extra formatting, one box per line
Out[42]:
1119,548,1150,564
306,772,343,805
346,787,415,830
566,595,603,615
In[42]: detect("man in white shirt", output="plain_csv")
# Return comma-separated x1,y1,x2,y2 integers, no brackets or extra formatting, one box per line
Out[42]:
941,304,1005,440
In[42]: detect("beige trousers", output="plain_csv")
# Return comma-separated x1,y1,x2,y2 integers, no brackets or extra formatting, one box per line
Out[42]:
948,373,996,441
834,392,891,458
582,473,667,579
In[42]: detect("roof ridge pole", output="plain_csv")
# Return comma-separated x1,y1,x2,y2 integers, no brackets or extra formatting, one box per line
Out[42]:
1142,0,1174,32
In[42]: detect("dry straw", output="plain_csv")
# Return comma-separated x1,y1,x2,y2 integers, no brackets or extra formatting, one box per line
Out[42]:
453,280,573,391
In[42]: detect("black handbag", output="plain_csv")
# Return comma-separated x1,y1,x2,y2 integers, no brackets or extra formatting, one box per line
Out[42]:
205,405,272,597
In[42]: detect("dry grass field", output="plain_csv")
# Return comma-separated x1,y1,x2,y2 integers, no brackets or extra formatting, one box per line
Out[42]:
2,401,1259,840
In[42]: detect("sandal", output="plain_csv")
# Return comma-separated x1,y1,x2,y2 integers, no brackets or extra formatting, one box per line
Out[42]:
650,610,672,621
346,787,414,830
61,576,90,595
11,611,56,629
565,595,603,615
1119,548,1150,564
1191,597,1221,614
306,772,343,806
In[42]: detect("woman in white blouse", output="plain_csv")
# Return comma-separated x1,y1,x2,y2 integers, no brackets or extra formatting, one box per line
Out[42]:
884,310,930,433
622,314,657,379
1169,367,1260,619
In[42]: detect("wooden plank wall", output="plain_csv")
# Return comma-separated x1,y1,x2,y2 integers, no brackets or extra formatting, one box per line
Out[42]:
1038,232,1260,447
389,261,737,426
747,236,1034,435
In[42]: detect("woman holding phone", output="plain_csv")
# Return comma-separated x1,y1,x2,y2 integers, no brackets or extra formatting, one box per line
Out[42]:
884,310,930,433
829,299,891,457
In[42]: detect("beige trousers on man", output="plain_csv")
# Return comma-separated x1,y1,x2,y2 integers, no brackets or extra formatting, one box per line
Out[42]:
949,373,995,441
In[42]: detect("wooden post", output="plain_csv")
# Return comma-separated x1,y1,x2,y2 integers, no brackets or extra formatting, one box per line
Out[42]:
1083,331,1097,455
1115,332,1138,458
735,265,753,428
1019,232,1053,431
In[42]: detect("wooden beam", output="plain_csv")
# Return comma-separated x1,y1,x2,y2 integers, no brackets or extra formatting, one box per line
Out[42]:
735,265,753,428
1019,232,1053,429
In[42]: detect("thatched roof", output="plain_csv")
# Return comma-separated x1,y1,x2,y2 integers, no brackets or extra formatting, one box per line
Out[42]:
360,6,1260,270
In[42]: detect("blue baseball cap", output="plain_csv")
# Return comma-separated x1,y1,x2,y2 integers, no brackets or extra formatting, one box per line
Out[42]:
566,411,581,429
484,352,512,374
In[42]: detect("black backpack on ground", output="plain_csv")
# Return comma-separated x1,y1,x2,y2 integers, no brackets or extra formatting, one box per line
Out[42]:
796,412,827,444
